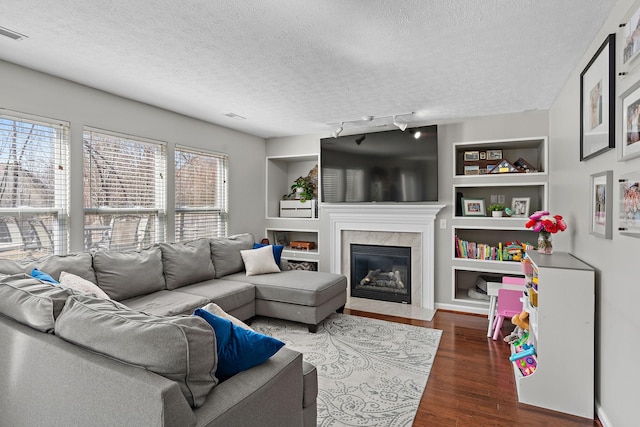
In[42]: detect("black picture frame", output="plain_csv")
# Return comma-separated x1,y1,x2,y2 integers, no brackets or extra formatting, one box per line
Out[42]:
580,33,616,161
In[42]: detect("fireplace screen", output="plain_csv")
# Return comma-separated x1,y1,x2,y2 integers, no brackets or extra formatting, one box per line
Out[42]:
350,244,411,304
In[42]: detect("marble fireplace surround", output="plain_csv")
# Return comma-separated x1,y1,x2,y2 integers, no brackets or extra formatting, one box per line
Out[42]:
325,204,444,318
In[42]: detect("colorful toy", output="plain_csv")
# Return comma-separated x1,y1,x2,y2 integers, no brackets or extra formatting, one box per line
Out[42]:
511,310,529,330
516,354,537,376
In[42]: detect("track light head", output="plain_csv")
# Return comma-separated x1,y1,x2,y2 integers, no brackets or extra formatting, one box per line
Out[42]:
393,116,408,131
331,123,344,138
355,135,366,145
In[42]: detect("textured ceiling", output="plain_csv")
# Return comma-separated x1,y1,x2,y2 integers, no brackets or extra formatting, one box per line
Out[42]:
0,0,616,138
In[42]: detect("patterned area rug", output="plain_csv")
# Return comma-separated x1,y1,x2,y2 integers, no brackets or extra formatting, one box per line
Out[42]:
252,313,442,427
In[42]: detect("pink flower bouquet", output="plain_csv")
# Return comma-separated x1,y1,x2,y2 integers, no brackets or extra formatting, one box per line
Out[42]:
525,211,567,234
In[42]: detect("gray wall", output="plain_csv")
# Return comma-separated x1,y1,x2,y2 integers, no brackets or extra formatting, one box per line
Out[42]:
0,60,266,250
549,0,637,424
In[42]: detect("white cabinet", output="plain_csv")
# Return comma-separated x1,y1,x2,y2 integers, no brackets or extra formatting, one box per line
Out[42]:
451,137,548,311
514,251,595,419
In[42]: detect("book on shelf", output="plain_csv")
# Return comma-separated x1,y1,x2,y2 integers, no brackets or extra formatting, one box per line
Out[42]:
454,235,534,262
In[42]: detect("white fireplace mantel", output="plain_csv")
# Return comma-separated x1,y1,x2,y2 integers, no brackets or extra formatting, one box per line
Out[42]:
324,203,445,310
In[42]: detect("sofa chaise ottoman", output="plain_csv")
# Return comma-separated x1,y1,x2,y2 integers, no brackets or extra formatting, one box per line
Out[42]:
0,232,348,426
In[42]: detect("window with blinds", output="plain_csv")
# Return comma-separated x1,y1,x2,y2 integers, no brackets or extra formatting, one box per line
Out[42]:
175,145,228,242
83,127,166,251
0,111,69,260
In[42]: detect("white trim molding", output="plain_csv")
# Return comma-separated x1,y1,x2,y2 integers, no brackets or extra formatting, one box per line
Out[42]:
324,203,444,310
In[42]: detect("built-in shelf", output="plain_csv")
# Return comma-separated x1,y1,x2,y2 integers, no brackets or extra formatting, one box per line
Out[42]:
265,154,319,219
451,137,548,312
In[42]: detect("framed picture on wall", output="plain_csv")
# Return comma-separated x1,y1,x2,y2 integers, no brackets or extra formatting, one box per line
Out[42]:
618,171,640,237
461,198,486,217
590,170,613,239
620,81,640,161
620,0,640,74
580,33,615,161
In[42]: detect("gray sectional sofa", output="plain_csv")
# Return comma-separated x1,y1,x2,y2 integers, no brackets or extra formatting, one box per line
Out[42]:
0,233,347,427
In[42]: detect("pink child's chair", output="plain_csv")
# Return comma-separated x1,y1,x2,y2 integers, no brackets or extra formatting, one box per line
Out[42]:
492,288,523,341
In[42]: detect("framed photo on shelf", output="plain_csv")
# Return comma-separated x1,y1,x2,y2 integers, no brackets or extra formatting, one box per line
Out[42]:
618,171,640,237
510,197,531,217
464,165,480,175
620,82,640,161
464,151,480,161
461,198,486,217
590,171,613,239
486,149,502,160
580,33,615,161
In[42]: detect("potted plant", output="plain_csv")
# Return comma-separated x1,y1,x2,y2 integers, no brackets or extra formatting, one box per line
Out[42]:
488,204,506,217
283,176,315,202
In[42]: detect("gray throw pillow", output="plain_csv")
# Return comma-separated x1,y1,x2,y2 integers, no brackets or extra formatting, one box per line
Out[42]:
0,258,36,275
37,252,97,283
209,233,254,278
0,273,76,333
55,294,218,408
92,246,165,300
0,253,97,284
160,239,216,290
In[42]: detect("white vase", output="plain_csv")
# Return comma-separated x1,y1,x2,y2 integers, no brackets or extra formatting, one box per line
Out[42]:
491,211,503,217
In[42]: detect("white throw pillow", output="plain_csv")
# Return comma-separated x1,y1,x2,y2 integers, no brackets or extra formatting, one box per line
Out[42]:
59,271,111,300
200,302,254,331
240,245,281,276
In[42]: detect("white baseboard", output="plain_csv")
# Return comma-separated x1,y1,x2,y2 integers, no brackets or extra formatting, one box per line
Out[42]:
596,401,612,427
435,302,488,315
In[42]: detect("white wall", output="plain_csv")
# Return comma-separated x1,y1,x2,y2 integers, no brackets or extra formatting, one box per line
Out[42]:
0,60,266,250
549,0,637,424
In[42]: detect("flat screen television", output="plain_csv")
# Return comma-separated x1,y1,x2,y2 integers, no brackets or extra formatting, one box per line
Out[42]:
320,125,438,203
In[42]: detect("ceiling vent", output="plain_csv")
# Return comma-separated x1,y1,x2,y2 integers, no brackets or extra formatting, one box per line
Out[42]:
0,26,27,41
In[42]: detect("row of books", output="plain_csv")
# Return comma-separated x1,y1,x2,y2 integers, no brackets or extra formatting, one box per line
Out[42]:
455,235,535,261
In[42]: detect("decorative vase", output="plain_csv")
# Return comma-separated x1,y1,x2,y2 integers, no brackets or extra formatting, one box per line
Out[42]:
492,211,503,217
537,231,553,254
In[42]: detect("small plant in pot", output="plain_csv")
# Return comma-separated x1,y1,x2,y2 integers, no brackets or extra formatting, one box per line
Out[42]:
283,176,316,202
488,204,507,217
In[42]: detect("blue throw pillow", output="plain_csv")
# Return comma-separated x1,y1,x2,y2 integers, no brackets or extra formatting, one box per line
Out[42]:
31,268,59,284
193,308,284,381
253,243,284,266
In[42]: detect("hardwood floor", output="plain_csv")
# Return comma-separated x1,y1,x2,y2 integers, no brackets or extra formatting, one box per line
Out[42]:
343,308,600,427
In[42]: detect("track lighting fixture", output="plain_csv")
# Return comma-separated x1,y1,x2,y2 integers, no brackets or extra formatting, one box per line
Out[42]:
331,123,344,138
328,112,414,137
413,130,422,139
355,135,366,145
393,116,408,131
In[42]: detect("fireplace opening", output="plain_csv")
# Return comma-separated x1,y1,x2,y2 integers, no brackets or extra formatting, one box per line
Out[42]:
350,244,411,304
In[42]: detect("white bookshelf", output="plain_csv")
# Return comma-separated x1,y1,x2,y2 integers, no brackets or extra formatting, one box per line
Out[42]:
513,251,595,419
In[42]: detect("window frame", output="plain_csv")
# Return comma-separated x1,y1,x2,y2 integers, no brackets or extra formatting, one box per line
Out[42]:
82,126,167,251
174,144,228,242
0,110,70,257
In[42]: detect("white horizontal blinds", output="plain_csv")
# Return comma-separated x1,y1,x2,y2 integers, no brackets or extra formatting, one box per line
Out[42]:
0,111,69,260
83,128,166,251
175,145,228,242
